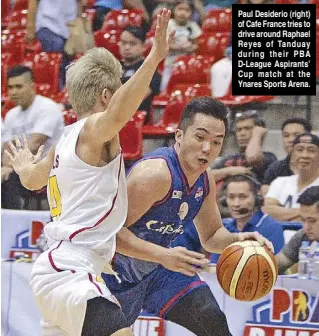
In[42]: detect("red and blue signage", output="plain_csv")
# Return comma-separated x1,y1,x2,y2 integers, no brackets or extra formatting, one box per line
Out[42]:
244,288,319,336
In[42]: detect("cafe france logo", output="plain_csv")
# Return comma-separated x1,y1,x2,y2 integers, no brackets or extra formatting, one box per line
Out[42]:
244,288,319,336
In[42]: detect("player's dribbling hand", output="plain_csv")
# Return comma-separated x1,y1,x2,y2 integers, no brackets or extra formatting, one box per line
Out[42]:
161,246,210,277
149,8,175,64
237,232,274,254
4,134,44,175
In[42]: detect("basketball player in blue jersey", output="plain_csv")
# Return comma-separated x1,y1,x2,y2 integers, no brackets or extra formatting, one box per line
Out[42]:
103,97,274,336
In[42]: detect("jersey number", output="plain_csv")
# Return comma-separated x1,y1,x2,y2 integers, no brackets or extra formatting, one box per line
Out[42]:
48,175,62,218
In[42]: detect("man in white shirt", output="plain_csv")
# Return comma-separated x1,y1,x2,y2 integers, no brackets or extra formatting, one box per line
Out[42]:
1,65,64,209
211,46,232,98
263,133,319,222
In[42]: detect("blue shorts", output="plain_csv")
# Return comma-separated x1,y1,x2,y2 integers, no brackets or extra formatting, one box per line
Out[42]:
102,265,208,325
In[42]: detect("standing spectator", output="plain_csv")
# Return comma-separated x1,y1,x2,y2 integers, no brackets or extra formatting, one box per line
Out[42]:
1,66,64,209
263,118,312,193
119,26,161,122
210,46,232,98
263,133,319,222
211,110,277,184
160,0,202,91
25,0,80,87
276,186,319,274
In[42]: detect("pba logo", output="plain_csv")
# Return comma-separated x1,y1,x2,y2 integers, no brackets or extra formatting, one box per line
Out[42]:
244,288,319,336
9,220,44,259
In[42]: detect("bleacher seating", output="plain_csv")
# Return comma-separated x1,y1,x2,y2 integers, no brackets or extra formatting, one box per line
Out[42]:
94,29,122,59
120,111,146,161
196,32,231,59
101,9,143,31
22,52,62,94
202,8,232,33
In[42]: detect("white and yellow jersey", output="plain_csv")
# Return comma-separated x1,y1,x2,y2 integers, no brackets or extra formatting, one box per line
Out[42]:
44,118,127,260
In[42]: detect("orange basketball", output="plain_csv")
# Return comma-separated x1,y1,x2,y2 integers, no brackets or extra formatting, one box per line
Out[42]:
216,240,278,301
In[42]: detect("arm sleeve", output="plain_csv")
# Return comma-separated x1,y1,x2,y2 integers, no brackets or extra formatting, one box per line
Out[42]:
265,177,283,202
31,104,63,138
281,229,305,264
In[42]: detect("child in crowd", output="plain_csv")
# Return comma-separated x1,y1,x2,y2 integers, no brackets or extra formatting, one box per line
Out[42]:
160,0,202,91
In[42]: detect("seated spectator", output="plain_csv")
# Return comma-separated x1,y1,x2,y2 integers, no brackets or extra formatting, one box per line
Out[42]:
263,133,319,222
210,46,232,98
160,0,202,91
276,186,319,274
93,0,150,32
1,66,64,209
119,26,161,122
172,174,285,261
211,110,277,184
263,118,312,194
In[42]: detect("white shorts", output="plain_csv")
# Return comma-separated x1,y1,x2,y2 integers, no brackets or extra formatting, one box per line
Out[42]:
30,240,119,336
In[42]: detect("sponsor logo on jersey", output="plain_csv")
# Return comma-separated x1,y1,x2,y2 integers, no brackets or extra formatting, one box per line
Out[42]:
172,190,183,199
195,187,203,200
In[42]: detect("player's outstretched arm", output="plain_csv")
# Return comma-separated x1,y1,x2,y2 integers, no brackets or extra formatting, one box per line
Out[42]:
88,9,175,144
194,171,274,253
4,134,54,190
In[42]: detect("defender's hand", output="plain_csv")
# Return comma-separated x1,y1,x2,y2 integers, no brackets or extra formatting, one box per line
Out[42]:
4,134,44,175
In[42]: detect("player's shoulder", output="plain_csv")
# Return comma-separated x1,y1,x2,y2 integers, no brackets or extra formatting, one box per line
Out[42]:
129,158,172,185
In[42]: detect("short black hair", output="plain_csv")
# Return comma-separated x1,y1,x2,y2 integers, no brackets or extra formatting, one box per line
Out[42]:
178,96,229,134
7,65,33,81
281,118,312,132
298,186,319,210
122,26,146,43
224,174,261,196
235,110,265,128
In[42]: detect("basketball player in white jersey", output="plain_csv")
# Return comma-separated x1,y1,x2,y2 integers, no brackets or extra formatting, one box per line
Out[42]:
5,9,175,336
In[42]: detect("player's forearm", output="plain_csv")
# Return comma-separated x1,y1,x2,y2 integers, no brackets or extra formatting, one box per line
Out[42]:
116,227,170,264
203,227,238,253
104,56,160,130
16,163,47,190
262,205,300,221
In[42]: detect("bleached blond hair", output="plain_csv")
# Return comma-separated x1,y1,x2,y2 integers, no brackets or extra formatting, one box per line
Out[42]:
66,48,123,116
